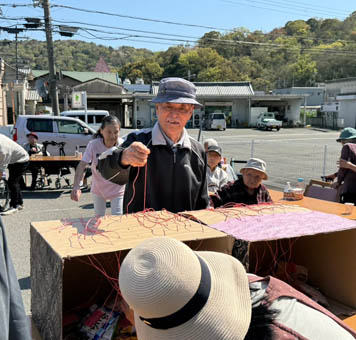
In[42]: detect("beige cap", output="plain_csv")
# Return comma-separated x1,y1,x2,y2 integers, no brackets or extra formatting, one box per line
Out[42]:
240,158,268,180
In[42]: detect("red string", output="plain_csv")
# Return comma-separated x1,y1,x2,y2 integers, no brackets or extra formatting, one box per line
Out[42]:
125,167,140,214
143,162,148,211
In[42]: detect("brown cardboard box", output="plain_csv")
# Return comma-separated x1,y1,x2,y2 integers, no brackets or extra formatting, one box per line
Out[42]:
31,205,356,339
184,205,356,314
31,211,230,340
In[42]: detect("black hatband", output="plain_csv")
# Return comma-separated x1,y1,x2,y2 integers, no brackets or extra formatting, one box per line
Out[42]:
139,255,211,330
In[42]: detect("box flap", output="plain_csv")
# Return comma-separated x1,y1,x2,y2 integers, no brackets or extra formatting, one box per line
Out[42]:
31,210,226,259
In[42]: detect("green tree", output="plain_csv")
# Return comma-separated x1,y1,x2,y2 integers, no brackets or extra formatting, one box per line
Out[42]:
119,59,163,83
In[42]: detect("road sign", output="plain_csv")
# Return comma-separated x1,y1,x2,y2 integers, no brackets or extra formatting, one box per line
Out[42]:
72,91,84,109
321,102,339,112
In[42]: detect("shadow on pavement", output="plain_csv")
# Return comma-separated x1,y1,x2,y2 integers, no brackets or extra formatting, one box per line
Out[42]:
22,191,62,199
80,203,94,209
19,276,31,290
79,202,110,209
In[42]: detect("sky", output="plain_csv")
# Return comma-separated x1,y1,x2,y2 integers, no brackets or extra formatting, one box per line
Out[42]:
0,0,355,52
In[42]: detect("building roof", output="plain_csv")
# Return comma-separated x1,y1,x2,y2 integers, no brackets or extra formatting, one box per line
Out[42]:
274,86,324,90
26,89,41,101
31,70,49,78
325,77,356,84
152,81,254,97
124,84,151,93
93,56,111,73
31,70,120,84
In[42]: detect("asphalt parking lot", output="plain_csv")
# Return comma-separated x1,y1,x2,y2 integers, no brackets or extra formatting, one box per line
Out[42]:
1,127,342,314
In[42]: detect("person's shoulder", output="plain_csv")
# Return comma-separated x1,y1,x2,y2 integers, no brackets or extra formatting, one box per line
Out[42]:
344,142,356,151
86,138,100,148
189,136,204,151
189,136,205,156
122,128,153,146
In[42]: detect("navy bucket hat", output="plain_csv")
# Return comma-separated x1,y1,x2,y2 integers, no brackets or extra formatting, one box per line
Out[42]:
152,77,202,107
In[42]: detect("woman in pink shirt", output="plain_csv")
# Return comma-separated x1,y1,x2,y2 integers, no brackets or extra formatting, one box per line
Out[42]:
71,116,125,216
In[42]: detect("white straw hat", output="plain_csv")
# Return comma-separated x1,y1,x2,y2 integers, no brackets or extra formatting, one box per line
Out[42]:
240,158,268,180
119,237,252,340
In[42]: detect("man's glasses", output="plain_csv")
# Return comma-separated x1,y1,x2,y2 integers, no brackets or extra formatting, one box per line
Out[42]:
159,104,193,114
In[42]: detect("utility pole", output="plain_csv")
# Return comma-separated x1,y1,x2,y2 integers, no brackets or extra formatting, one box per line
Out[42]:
42,0,59,115
15,29,18,80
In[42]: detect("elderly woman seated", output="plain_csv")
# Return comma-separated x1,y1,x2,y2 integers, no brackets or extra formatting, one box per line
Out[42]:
210,158,272,269
210,158,272,207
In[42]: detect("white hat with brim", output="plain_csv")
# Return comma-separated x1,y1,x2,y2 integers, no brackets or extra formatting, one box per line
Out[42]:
119,237,252,340
240,158,268,180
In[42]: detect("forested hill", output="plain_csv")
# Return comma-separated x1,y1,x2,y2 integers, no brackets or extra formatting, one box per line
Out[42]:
2,12,356,91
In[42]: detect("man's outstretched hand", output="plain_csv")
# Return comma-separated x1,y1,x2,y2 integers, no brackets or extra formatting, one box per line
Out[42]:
121,142,151,167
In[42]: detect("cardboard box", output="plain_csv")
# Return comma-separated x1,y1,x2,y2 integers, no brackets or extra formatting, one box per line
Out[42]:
31,211,230,340
183,204,356,314
31,204,356,339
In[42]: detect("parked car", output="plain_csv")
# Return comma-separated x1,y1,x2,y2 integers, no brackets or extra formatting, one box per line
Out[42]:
60,110,109,130
205,112,226,131
256,112,282,131
12,115,96,155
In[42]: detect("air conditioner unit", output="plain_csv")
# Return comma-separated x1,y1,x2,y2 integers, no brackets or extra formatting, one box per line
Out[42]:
194,113,200,128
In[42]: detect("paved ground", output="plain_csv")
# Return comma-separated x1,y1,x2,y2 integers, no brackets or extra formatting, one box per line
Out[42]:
1,127,342,314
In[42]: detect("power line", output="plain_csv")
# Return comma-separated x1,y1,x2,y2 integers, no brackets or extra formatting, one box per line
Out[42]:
3,12,356,47
220,0,348,19
47,17,356,46
275,0,352,14
50,4,233,31
220,0,349,17
3,14,356,48
3,25,356,57
0,2,35,7
3,15,356,57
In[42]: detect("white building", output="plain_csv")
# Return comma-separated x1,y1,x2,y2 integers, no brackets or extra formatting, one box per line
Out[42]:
132,82,303,128
325,78,356,129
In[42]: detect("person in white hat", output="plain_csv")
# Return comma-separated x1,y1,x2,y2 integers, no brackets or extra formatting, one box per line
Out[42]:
119,237,254,340
210,157,272,207
97,77,209,214
118,237,356,340
210,158,272,269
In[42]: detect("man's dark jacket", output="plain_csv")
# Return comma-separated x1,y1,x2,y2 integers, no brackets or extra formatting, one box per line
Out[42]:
97,123,209,214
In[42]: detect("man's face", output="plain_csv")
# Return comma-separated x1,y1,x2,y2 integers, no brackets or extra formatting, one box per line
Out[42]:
156,103,193,138
207,151,221,170
242,168,265,189
27,135,37,145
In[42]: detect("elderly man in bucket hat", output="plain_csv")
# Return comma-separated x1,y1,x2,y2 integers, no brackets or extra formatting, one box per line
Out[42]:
97,77,209,213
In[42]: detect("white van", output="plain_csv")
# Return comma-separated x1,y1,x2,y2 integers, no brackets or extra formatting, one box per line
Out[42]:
60,110,109,130
13,115,96,156
205,112,226,131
